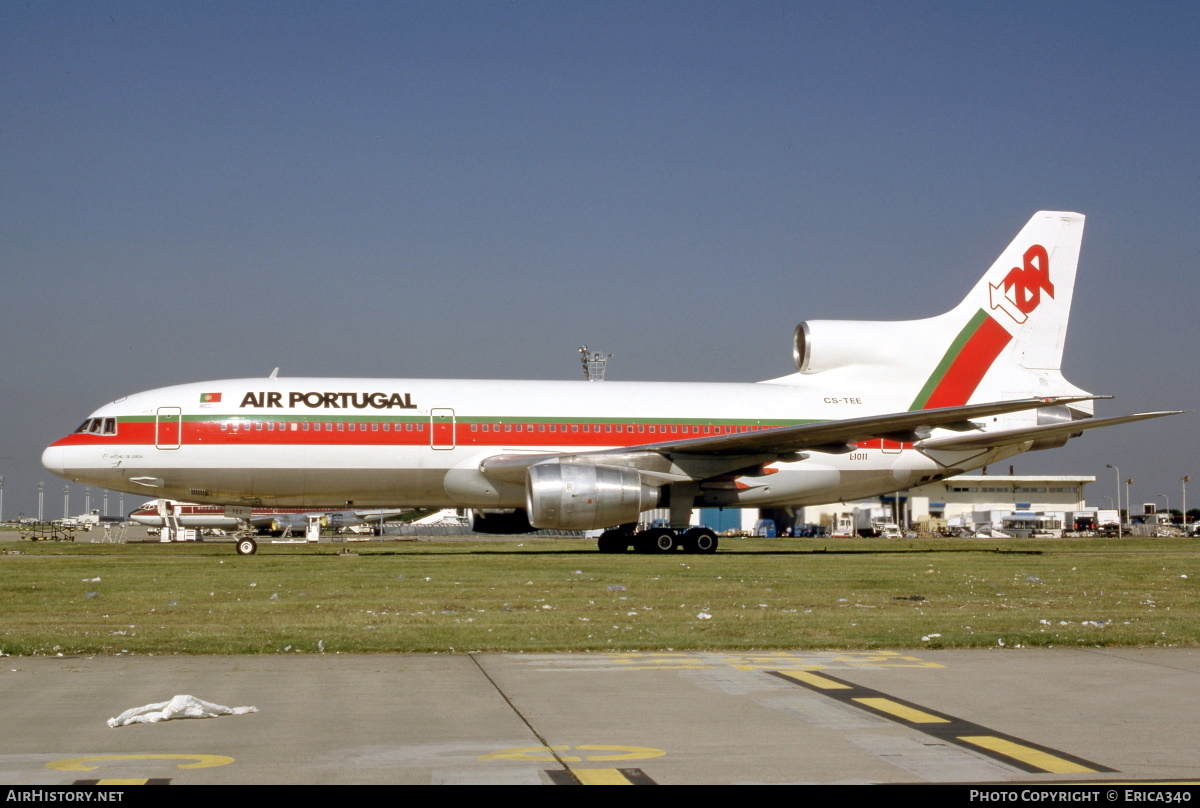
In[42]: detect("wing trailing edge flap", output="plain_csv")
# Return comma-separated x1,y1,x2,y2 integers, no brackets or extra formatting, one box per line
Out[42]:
478,396,1106,486
914,410,1186,453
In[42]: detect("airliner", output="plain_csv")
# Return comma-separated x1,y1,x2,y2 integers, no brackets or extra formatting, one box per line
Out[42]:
42,212,1180,555
127,499,406,536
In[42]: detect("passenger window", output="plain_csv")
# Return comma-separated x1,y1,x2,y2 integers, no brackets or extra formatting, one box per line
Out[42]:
255,422,263,431
302,422,309,431
337,423,344,431
221,422,229,431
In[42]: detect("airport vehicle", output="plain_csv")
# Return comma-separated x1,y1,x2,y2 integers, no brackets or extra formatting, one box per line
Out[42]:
127,499,404,535
42,212,1180,554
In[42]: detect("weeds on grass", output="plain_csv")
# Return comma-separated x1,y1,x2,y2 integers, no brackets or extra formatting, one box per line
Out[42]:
1,536,1197,655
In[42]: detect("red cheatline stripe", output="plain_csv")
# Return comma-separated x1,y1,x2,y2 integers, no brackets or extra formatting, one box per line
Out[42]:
921,315,1012,409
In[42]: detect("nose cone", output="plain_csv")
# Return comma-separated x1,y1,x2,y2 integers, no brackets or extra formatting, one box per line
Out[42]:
42,444,68,478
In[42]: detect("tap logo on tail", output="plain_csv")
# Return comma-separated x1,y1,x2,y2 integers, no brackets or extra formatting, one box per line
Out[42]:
989,244,1053,325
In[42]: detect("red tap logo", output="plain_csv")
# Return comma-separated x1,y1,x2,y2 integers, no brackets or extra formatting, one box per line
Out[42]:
989,244,1053,324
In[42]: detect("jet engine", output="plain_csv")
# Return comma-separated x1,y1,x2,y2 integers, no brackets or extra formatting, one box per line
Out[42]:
792,320,912,374
526,462,660,531
1028,404,1084,451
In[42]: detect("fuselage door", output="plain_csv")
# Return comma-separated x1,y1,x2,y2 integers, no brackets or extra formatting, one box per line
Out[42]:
156,407,182,450
431,408,456,450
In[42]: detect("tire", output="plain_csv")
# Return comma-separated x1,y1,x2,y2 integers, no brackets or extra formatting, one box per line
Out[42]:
651,528,678,553
236,537,258,556
682,527,718,553
597,529,629,553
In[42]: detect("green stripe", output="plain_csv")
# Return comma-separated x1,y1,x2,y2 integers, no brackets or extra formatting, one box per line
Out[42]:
908,308,989,411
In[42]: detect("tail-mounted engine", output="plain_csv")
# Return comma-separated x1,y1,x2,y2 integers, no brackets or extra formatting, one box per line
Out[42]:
793,320,924,374
526,462,660,531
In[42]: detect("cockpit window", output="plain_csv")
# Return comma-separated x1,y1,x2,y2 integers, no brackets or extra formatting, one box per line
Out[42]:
75,418,118,436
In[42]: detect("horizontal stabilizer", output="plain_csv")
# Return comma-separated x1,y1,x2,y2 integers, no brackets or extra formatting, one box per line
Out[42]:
914,410,1186,452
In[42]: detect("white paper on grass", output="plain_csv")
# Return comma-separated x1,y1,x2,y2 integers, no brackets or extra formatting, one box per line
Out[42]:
107,694,258,728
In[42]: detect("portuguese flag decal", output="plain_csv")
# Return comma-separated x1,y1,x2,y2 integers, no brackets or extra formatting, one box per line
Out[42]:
200,392,223,403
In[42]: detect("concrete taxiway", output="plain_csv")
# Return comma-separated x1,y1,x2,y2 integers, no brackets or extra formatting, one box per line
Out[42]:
1,647,1198,784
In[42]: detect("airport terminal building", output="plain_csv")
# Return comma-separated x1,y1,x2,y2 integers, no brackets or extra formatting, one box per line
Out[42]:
693,474,1095,536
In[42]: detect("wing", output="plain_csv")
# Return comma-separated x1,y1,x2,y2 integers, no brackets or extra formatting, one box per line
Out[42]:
480,395,1105,484
913,410,1185,452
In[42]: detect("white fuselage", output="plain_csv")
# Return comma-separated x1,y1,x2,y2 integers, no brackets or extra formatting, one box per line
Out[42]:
42,376,1026,512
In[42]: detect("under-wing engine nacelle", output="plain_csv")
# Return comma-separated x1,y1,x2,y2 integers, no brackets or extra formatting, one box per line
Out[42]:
1028,404,1084,451
526,463,660,531
793,319,915,374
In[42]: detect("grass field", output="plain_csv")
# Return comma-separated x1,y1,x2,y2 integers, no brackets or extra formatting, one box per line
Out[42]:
2,535,1198,655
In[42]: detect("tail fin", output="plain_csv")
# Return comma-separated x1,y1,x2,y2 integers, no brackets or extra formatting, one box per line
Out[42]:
764,211,1091,411
911,211,1087,409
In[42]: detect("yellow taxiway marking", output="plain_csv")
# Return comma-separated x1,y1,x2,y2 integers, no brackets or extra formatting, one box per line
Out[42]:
776,670,852,689
854,697,951,724
574,769,636,785
770,669,1113,774
480,745,665,763
958,736,1097,774
48,754,234,771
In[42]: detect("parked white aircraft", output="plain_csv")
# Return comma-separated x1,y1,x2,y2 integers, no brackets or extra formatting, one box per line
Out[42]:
43,212,1179,554
127,499,405,535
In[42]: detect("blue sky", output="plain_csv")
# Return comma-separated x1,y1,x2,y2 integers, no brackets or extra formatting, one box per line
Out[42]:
2,1,1197,519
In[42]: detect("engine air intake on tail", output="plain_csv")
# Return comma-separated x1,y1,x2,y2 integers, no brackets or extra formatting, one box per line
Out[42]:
792,320,907,374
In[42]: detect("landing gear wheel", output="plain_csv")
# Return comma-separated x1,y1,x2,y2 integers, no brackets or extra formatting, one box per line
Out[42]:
236,537,258,556
635,527,678,553
682,527,718,554
597,529,631,553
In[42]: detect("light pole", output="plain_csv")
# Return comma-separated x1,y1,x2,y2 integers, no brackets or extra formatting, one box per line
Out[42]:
63,485,69,520
84,488,91,515
1183,476,1190,527
0,476,4,523
1126,479,1134,524
37,482,44,521
103,490,109,518
1106,464,1121,537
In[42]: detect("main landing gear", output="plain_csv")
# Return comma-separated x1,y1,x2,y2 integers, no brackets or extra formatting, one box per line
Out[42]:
235,537,258,556
596,526,719,554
